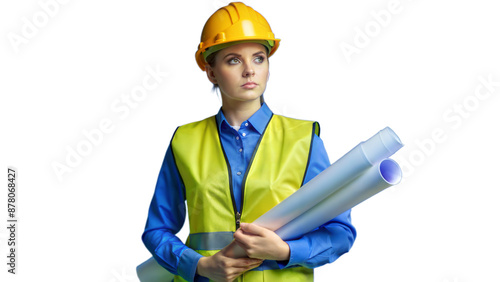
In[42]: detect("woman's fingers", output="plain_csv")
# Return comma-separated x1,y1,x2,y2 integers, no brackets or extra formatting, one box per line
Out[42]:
197,246,263,281
239,222,267,236
233,222,290,261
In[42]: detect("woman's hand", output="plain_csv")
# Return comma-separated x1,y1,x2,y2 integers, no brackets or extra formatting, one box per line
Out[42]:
233,222,290,261
196,242,263,282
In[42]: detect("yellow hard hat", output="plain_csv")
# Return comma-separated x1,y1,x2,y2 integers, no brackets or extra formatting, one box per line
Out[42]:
195,2,280,71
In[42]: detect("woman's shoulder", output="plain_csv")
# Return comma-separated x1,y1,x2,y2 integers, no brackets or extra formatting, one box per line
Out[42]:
271,114,318,127
177,115,216,129
172,115,217,141
271,114,320,137
171,115,219,151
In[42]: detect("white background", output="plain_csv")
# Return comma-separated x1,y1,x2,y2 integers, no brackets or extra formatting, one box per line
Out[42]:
1,0,499,281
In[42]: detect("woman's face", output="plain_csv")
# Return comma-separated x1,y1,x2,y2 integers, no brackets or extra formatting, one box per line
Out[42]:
206,42,269,106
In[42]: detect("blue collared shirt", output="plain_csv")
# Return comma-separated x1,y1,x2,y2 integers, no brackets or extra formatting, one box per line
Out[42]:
142,103,356,281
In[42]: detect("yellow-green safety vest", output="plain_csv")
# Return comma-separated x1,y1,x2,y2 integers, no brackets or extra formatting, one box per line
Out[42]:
171,114,319,281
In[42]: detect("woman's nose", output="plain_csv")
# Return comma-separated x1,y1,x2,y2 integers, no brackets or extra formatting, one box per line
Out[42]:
243,63,255,77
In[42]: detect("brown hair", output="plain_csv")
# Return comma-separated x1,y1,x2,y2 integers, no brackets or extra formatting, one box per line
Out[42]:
205,52,219,92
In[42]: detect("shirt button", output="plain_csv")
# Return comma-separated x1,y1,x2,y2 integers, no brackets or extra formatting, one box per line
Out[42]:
245,123,249,127
236,171,242,176
242,133,246,137
236,136,240,140
239,148,243,152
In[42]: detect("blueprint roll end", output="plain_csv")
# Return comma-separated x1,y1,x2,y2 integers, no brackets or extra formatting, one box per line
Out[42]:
380,127,403,153
379,158,402,185
361,127,404,164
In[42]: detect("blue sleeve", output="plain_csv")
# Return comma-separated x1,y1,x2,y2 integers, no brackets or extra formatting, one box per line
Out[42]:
279,134,357,269
142,145,203,281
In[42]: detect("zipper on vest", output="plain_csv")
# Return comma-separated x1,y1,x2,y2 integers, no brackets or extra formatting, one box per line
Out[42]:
238,115,273,232
215,117,243,232
215,115,273,232
235,211,241,230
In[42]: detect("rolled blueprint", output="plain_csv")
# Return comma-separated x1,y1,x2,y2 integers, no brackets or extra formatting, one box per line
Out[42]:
253,127,403,231
137,257,174,282
275,158,402,240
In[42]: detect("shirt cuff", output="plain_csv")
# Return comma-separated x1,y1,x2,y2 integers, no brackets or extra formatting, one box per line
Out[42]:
178,248,203,281
278,239,309,269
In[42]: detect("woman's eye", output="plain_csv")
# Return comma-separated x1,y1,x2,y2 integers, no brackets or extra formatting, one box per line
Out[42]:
254,56,265,63
228,57,240,65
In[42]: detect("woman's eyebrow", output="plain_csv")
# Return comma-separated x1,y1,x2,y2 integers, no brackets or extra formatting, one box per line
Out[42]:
223,53,241,59
222,51,266,59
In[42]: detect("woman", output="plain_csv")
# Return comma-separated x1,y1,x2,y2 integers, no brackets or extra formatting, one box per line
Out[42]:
142,2,356,281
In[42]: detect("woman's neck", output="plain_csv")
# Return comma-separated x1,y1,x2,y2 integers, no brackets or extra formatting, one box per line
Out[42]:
221,99,261,127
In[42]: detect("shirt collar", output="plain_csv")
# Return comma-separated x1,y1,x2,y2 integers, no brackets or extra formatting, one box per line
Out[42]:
216,103,273,135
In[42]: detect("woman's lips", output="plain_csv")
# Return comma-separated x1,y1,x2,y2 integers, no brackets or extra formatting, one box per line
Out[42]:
242,82,257,89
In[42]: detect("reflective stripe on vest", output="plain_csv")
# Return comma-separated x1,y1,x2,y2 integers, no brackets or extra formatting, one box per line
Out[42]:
171,114,318,281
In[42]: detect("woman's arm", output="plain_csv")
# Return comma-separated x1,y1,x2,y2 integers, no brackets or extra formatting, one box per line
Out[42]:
142,145,203,281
